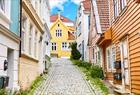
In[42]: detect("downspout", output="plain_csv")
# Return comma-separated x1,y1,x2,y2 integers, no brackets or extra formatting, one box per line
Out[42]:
18,0,22,89
19,0,22,57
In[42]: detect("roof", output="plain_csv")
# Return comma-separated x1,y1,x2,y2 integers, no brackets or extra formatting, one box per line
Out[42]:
68,31,75,40
82,0,91,11
67,26,75,31
50,14,74,23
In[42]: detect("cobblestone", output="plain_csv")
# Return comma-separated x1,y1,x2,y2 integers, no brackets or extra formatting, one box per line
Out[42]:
34,58,95,95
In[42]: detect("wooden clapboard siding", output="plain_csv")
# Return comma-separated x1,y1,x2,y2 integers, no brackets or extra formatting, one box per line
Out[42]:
109,0,140,94
106,72,114,80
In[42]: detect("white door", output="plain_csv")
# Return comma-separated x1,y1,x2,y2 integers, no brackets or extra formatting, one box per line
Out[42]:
120,38,130,90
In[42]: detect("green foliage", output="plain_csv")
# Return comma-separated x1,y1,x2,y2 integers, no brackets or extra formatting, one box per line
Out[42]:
0,89,8,95
70,42,81,60
90,65,104,79
17,75,44,95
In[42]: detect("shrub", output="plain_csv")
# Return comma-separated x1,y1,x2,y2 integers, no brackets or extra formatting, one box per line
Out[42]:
0,89,8,95
90,65,104,79
70,42,81,60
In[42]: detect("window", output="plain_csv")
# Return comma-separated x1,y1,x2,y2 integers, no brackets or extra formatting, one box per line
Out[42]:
112,45,116,70
34,31,37,57
21,16,27,51
52,43,56,51
21,31,25,51
114,0,119,18
58,24,60,27
106,47,111,71
22,17,27,30
120,0,126,11
29,24,33,55
56,29,62,37
68,42,72,49
92,48,94,60
78,44,82,54
77,22,81,36
0,0,5,12
88,15,90,30
106,45,116,71
62,42,67,50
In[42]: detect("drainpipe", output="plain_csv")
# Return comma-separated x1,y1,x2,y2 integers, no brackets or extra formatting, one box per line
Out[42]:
19,0,22,57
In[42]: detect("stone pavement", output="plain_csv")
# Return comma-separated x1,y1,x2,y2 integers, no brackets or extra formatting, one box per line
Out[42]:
34,58,96,95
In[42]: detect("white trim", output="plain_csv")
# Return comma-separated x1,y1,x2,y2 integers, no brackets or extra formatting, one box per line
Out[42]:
92,0,102,34
106,46,112,72
0,9,11,24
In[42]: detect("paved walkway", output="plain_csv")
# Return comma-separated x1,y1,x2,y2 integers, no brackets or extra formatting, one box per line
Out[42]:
34,58,95,95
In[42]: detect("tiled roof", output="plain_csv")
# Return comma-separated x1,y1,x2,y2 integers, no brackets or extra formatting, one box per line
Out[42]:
82,0,91,11
50,14,74,23
96,0,110,32
68,31,75,40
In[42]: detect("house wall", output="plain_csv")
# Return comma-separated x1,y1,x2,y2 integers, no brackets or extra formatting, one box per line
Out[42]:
19,57,39,89
109,0,140,94
50,20,75,58
0,0,20,90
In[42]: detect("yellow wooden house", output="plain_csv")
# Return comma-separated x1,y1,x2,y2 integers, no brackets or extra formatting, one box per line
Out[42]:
50,14,75,58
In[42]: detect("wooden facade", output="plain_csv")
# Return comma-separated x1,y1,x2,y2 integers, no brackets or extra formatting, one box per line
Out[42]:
108,0,140,94
89,0,140,94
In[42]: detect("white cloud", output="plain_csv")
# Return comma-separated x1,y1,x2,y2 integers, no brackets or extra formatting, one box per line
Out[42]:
71,0,83,5
49,0,68,10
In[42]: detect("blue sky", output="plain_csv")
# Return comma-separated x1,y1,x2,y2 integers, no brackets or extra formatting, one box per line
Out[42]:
49,0,81,21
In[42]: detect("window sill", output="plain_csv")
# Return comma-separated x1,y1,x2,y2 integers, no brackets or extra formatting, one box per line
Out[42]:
0,10,11,24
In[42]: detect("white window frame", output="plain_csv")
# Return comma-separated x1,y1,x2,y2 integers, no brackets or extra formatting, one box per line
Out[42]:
56,29,62,37
0,0,5,12
106,47,112,72
114,0,119,18
0,0,11,24
62,42,67,50
34,31,37,58
29,24,33,55
120,0,127,11
52,42,56,51
111,45,116,71
78,22,81,36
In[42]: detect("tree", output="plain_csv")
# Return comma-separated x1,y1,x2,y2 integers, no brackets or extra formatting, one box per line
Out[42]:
70,42,81,60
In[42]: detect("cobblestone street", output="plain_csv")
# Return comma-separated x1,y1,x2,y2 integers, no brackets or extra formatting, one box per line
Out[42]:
34,58,95,95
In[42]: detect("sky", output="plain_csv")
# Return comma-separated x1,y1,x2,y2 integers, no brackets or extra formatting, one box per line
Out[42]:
49,0,82,21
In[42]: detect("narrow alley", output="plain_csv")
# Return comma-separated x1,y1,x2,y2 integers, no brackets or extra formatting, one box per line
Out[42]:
34,58,95,95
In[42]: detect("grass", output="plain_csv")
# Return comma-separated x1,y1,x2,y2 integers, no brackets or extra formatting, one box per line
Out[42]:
71,59,109,95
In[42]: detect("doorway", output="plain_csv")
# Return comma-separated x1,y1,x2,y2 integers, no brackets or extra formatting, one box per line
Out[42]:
7,48,14,89
120,38,130,91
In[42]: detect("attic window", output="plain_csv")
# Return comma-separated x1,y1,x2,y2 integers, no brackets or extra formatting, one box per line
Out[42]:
58,24,59,27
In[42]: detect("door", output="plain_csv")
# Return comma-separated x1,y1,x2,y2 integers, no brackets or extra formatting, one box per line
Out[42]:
120,38,130,90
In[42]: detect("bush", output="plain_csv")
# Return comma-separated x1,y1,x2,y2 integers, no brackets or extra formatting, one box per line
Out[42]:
70,42,81,60
90,65,104,79
0,89,8,95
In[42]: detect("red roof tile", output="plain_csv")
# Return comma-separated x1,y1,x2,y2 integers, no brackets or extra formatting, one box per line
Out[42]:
50,14,74,23
82,0,91,11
